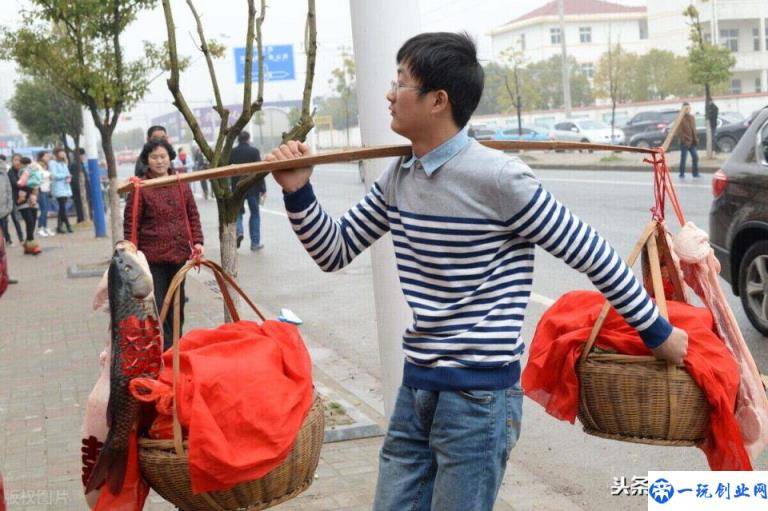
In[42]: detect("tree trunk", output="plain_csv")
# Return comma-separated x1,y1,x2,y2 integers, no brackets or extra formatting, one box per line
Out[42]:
218,202,239,322
100,133,123,244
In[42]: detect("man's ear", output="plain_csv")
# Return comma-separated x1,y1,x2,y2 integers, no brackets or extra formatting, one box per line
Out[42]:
431,90,450,115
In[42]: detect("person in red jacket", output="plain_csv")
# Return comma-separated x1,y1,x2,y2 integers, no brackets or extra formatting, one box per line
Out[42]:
124,138,204,349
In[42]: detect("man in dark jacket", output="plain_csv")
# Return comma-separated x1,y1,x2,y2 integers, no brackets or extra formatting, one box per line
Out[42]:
230,131,265,251
677,102,700,178
69,148,88,223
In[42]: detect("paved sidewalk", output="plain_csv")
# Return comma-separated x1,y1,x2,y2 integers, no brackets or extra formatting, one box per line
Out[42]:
0,222,590,510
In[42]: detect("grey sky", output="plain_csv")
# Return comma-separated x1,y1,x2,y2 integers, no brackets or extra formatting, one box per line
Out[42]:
0,0,643,134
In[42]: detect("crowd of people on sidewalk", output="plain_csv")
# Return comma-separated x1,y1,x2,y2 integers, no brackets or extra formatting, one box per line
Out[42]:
0,148,85,257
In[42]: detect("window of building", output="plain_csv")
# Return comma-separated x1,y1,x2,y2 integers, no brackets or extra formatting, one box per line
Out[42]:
720,28,739,52
550,27,561,45
704,32,711,43
765,24,768,50
579,27,592,43
754,27,761,51
519,33,526,51
639,20,648,40
730,78,742,94
756,77,762,93
580,63,595,78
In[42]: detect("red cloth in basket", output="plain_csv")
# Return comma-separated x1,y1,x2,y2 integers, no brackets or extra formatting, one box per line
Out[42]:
131,319,314,494
521,290,751,471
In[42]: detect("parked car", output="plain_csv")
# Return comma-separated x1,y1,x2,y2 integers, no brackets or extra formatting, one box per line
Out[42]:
493,126,552,142
622,110,679,139
629,116,725,149
709,106,768,334
713,109,765,153
469,125,496,141
550,119,625,145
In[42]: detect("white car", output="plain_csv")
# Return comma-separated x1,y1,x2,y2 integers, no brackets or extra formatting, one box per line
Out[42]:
550,119,625,145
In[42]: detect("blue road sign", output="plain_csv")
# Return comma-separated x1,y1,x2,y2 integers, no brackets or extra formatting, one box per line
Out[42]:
235,45,295,83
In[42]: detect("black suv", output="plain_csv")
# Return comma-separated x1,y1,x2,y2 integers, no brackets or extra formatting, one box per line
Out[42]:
622,110,679,139
709,107,768,335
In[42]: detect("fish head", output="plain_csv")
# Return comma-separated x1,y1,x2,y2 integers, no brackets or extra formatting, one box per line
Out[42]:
109,241,154,300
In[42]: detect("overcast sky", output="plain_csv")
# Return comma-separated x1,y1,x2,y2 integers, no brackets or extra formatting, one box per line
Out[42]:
0,0,644,133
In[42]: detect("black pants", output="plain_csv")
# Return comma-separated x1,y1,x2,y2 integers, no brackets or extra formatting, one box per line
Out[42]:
19,208,37,241
71,175,85,223
9,205,23,242
150,261,186,351
56,197,72,232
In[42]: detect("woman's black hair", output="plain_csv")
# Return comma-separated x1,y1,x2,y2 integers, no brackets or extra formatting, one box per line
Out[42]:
139,139,177,170
36,150,48,162
396,32,484,128
20,156,32,165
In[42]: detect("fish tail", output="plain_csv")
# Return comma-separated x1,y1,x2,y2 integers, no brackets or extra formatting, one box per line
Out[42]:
84,434,128,495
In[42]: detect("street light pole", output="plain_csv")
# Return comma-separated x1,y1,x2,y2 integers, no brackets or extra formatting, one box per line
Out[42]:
558,0,572,118
349,0,420,417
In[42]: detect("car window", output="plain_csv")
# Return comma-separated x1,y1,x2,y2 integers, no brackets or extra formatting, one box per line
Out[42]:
554,122,569,130
660,112,679,123
759,120,768,165
476,129,494,137
577,120,606,130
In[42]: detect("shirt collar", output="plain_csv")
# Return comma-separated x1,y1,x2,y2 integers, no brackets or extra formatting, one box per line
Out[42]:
402,126,470,177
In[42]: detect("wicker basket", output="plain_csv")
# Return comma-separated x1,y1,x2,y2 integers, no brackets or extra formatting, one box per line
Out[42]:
576,221,710,446
138,259,324,510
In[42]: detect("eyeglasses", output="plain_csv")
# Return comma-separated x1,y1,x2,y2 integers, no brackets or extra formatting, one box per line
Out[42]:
390,80,423,95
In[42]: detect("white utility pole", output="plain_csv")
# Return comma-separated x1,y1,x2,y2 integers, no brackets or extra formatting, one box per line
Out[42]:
349,0,420,416
558,0,572,117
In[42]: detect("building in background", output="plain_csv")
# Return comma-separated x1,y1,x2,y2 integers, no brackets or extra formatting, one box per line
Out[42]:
647,0,768,94
489,0,648,79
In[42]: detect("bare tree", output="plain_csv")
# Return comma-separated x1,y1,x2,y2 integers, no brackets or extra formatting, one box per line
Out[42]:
161,0,316,304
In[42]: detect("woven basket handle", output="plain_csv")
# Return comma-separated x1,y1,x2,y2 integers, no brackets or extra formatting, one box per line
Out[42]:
157,258,268,458
578,220,660,365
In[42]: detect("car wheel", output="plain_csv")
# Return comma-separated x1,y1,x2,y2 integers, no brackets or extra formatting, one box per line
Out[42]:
717,135,736,153
739,241,768,335
634,139,651,149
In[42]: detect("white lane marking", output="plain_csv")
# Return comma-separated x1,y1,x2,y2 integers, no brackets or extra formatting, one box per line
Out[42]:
540,176,709,189
262,207,288,218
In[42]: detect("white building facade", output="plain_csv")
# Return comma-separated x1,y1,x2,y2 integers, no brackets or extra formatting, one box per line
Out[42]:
647,0,768,94
490,0,768,95
489,0,649,79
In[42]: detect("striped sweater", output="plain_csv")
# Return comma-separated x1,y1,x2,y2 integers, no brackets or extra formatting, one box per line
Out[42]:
284,137,672,391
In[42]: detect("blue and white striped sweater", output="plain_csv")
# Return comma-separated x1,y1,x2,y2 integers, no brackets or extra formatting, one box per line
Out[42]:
285,140,671,391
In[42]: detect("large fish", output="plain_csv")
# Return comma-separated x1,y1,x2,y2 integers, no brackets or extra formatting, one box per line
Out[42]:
85,241,163,495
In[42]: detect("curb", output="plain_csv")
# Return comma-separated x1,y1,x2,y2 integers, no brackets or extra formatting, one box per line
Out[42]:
526,163,720,174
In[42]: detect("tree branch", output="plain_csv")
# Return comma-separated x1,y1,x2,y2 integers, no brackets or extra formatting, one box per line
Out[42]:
185,0,225,118
161,0,213,162
234,0,316,202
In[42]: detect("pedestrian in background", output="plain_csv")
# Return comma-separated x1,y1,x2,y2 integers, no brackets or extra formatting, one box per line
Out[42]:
15,156,41,255
678,102,700,179
35,151,55,237
0,156,13,246
230,131,265,251
6,155,26,245
50,148,73,234
69,148,87,223
193,146,210,200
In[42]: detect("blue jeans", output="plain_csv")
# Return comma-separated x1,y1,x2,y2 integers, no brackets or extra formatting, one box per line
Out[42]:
37,192,50,228
373,383,523,511
236,194,261,248
679,143,699,177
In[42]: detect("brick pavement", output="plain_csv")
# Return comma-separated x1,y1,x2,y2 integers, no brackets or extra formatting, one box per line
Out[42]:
0,215,585,510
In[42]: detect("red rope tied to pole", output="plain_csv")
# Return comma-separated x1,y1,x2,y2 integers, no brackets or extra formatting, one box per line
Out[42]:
644,149,686,227
174,173,202,266
128,176,142,247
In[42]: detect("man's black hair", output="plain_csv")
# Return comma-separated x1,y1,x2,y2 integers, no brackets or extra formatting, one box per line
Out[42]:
0,154,6,161
146,125,167,139
139,139,177,168
77,148,86,155
20,156,31,165
237,130,251,144
396,32,484,128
